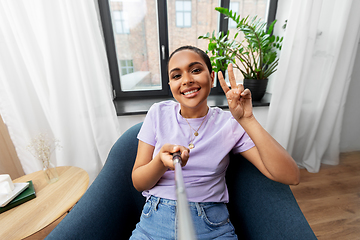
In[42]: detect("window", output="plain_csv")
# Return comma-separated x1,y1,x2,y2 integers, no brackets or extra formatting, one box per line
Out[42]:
98,0,277,101
175,0,192,28
228,2,239,29
113,10,129,34
120,60,133,75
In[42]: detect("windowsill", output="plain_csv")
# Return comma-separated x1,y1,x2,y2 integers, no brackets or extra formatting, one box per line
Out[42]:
114,93,271,116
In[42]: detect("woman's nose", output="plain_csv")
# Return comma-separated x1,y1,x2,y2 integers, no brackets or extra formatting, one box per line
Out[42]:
182,72,194,85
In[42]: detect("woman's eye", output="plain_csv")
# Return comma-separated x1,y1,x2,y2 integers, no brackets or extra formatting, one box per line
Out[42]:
172,74,181,80
192,68,201,74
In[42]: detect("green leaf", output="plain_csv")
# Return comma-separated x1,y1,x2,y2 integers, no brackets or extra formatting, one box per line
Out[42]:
208,42,217,51
267,20,277,34
234,32,239,39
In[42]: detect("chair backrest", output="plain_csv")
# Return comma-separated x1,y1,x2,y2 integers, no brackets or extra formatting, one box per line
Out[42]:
104,122,145,239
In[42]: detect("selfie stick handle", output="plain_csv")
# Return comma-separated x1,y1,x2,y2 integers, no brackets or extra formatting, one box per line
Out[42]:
173,151,196,240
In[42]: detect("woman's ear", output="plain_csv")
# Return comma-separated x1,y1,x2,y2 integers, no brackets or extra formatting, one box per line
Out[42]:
211,71,215,87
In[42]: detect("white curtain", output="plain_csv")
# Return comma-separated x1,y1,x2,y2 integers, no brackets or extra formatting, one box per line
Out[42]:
0,0,120,182
266,0,360,172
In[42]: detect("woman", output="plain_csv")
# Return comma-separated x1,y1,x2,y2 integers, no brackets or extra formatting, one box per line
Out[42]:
130,45,299,239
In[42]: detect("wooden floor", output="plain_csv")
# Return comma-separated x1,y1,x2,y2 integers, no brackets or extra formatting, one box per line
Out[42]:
290,151,360,240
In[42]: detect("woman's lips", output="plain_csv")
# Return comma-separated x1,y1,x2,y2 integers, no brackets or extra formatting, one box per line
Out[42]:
182,88,200,98
183,89,199,95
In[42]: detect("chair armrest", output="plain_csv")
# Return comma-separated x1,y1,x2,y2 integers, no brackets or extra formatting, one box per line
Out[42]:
226,153,317,240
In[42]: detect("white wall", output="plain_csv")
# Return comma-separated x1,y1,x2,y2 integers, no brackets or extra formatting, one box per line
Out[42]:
117,106,270,135
118,114,146,134
340,40,360,152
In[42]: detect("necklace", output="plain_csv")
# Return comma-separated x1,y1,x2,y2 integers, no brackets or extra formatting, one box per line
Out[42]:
184,112,208,149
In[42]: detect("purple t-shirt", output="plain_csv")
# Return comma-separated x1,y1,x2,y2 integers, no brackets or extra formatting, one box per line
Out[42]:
137,100,255,203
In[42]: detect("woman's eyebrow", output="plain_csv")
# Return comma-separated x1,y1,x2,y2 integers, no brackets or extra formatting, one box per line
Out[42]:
189,61,203,68
169,67,180,74
169,62,203,74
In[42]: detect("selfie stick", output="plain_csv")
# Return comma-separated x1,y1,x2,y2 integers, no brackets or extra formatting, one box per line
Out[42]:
172,151,197,240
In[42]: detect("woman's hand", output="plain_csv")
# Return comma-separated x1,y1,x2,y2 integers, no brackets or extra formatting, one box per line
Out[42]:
132,141,190,192
218,64,253,122
159,144,190,170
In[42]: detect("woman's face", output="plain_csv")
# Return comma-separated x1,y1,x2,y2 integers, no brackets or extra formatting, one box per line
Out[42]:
168,49,214,118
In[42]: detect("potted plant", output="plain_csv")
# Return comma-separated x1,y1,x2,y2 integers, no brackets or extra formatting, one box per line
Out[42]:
198,7,283,101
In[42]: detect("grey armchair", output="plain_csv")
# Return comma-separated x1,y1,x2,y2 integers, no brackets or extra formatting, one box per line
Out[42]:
46,122,317,240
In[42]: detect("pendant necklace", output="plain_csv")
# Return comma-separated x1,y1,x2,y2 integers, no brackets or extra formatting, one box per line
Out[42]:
184,111,208,149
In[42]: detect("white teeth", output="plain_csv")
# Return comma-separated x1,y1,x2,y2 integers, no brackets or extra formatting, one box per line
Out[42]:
184,89,198,95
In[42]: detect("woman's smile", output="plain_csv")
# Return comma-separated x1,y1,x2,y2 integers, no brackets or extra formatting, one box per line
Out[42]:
182,87,200,97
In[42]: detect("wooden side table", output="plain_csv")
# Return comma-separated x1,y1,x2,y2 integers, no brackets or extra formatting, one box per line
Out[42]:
0,166,89,240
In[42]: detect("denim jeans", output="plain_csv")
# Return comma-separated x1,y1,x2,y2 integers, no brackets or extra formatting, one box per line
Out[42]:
129,196,238,240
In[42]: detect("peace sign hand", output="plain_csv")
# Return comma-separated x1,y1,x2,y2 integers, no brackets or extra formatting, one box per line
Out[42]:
218,64,253,122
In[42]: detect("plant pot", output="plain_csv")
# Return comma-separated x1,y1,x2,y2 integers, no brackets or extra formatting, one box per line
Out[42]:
243,79,268,102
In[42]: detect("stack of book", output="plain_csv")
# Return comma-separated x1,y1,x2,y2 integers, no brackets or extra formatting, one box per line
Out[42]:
0,181,36,214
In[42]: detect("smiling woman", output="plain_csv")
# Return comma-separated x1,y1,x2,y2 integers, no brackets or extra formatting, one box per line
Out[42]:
129,45,300,239
168,46,214,118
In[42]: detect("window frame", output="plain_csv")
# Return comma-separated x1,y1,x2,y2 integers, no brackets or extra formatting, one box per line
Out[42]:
98,0,170,99
97,0,278,101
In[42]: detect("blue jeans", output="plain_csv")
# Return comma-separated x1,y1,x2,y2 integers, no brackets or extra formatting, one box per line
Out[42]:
130,196,238,240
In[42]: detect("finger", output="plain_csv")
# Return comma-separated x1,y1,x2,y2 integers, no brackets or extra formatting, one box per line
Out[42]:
170,145,189,161
169,144,181,154
161,144,175,153
226,89,241,109
161,155,175,170
227,84,242,101
237,83,244,93
180,146,189,155
168,148,189,168
177,146,189,165
180,150,190,167
227,63,237,89
241,88,252,98
218,71,230,94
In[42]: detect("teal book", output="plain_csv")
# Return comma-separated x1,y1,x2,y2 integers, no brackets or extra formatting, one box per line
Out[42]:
0,180,36,214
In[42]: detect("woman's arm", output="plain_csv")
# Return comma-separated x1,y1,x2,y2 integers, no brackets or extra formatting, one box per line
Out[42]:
239,117,300,185
132,140,190,192
218,64,300,185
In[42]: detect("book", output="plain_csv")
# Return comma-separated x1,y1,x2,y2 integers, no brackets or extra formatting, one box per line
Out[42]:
0,180,36,214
